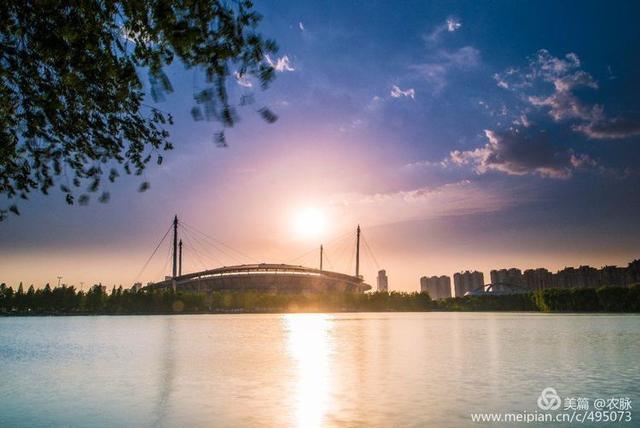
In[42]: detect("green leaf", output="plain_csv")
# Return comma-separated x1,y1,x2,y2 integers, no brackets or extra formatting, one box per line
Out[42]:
138,181,150,192
258,107,278,123
0,0,278,219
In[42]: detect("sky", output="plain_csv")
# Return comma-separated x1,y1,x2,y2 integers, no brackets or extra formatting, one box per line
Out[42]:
2,0,640,291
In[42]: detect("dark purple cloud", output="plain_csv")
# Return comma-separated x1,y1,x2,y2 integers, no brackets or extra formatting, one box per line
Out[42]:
451,128,595,179
574,117,640,140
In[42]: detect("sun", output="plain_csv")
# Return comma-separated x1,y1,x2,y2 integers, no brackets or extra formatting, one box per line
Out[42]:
293,207,327,239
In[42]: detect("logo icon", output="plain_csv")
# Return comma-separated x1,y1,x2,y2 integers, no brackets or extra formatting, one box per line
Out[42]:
537,387,562,410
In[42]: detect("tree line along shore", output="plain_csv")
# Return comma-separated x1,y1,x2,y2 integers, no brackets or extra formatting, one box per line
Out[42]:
1,283,640,315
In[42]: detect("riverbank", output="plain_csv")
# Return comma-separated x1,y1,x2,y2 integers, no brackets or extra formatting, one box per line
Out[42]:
2,283,639,315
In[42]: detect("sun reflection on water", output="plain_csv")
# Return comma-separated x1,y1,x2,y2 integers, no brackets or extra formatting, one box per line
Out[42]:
284,314,333,428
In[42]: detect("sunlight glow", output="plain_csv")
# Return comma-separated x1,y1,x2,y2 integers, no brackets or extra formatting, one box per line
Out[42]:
285,314,333,428
293,207,327,240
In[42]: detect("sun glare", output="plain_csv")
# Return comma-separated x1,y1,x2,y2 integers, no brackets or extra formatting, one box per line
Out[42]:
285,314,333,428
293,207,327,239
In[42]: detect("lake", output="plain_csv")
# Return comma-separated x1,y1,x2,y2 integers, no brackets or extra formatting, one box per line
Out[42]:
1,313,638,427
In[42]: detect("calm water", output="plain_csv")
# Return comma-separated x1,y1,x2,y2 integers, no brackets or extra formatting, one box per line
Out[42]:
1,313,638,427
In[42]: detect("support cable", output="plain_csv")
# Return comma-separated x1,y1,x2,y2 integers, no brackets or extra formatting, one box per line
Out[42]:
181,232,211,271
132,223,172,284
332,236,352,274
361,233,381,271
285,230,353,266
323,250,334,270
181,223,243,265
181,222,257,263
181,226,226,267
349,240,356,275
156,239,174,279
286,246,319,265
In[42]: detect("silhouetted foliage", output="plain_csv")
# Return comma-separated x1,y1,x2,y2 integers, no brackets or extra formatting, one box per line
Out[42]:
434,293,537,312
531,285,640,312
1,283,639,315
0,0,278,219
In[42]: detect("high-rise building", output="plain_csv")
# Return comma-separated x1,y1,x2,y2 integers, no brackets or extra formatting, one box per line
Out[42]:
627,260,640,284
553,266,599,288
456,259,640,294
437,275,452,299
420,276,429,293
420,275,451,299
377,270,388,292
599,265,627,287
490,268,524,286
453,271,484,297
577,265,600,288
523,268,553,289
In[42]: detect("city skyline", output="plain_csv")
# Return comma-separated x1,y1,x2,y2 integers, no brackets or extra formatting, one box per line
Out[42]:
420,257,640,297
1,0,640,290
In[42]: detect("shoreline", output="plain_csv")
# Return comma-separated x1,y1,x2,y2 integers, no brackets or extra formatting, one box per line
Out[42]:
3,309,640,316
3,285,640,315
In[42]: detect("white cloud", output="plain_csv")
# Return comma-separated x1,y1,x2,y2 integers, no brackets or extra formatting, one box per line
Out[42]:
447,18,462,32
528,93,601,122
425,16,462,42
234,71,253,88
495,49,640,141
404,159,450,169
495,50,597,94
265,55,295,72
411,63,448,93
494,73,509,89
417,17,476,93
329,180,508,227
439,46,480,66
390,85,415,99
339,117,368,133
412,46,480,93
573,118,640,140
513,114,532,128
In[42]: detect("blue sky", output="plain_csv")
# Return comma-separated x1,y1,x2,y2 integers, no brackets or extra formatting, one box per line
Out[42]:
1,0,640,290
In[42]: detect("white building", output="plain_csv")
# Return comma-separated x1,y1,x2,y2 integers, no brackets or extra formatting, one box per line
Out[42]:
453,271,484,297
420,275,451,299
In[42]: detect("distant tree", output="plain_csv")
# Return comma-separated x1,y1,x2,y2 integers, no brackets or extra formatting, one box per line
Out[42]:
2,286,14,311
596,286,629,312
86,284,107,312
628,284,640,312
26,284,35,310
0,283,7,311
15,282,25,310
41,283,52,310
2,284,639,314
1,0,279,219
